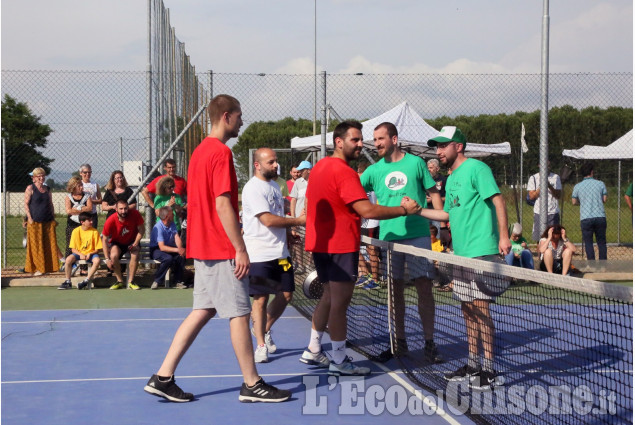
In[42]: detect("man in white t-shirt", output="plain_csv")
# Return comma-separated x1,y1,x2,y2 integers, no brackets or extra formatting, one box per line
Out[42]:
527,166,562,241
242,148,306,363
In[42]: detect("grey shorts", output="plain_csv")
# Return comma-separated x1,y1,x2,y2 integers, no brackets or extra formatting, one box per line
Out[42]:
452,254,508,303
192,259,251,319
390,236,435,280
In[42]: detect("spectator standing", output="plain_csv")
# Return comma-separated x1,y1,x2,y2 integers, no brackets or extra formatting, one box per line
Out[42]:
426,158,448,240
149,207,186,290
624,182,632,212
242,148,306,363
527,164,562,241
23,167,62,276
289,160,312,272
64,176,93,258
79,164,102,229
141,159,187,209
101,200,145,290
571,162,608,260
144,94,290,404
102,170,137,218
287,166,300,196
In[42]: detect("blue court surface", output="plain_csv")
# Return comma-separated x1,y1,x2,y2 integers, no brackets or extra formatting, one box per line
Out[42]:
2,306,474,425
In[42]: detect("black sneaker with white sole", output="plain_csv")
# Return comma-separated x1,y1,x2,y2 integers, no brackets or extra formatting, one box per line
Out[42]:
144,374,194,402
77,279,90,290
238,378,291,403
469,370,503,391
444,364,481,382
57,280,72,290
424,341,444,364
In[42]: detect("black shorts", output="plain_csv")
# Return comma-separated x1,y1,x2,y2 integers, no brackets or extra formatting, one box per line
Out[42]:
361,227,379,238
249,258,295,296
312,252,358,284
110,241,129,258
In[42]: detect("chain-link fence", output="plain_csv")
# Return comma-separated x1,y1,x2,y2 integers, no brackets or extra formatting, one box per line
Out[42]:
1,70,632,269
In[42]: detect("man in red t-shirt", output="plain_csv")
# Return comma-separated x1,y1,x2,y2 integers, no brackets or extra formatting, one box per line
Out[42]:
101,200,145,290
141,158,187,209
299,120,421,376
144,95,290,404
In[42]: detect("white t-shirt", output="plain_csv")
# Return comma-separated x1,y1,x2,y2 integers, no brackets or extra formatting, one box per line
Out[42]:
361,191,379,229
289,177,308,217
527,172,562,215
82,181,99,213
241,177,290,262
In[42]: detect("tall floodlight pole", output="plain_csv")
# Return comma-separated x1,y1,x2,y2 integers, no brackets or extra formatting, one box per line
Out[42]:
146,0,154,239
320,71,327,159
539,0,550,236
313,0,317,135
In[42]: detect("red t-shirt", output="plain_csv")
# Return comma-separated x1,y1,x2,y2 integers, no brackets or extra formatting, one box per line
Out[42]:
186,137,239,260
146,174,187,196
102,209,144,246
305,157,368,253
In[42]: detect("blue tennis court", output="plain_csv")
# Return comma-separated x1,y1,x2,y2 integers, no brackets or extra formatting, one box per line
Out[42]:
2,305,474,425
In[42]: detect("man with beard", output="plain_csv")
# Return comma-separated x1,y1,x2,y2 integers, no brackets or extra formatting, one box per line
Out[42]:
144,95,291,404
299,120,421,376
101,199,145,290
359,122,444,363
242,148,306,363
412,126,511,391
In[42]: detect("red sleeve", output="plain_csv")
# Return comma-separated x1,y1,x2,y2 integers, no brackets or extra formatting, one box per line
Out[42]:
102,214,114,238
146,176,161,194
339,168,368,205
212,148,232,198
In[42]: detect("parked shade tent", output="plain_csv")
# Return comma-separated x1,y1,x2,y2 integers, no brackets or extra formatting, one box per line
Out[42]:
562,129,633,246
562,129,633,160
290,102,511,158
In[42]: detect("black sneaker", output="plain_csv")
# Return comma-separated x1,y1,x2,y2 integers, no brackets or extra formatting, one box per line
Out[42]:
424,341,444,364
374,339,408,363
238,378,291,403
469,370,502,391
57,280,72,290
144,374,193,402
444,364,481,382
77,279,90,290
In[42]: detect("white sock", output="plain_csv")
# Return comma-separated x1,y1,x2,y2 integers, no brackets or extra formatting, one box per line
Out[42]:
308,328,324,353
331,340,347,364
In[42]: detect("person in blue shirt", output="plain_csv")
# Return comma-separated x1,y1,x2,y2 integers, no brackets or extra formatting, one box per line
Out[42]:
149,207,186,289
571,162,608,260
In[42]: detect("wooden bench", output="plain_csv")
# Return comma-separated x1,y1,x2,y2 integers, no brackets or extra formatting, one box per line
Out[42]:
75,239,172,288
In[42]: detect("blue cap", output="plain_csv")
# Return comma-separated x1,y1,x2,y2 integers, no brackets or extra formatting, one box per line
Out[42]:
297,160,313,171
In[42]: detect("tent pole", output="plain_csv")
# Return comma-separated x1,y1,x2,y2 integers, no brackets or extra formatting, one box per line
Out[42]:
617,160,621,244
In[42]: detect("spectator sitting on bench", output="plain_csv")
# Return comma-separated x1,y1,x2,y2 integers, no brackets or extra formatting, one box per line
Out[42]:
101,199,145,290
58,212,103,290
505,223,535,270
150,207,187,290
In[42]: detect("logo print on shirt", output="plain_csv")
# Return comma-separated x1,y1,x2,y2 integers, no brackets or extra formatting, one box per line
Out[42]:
121,227,130,237
384,171,407,191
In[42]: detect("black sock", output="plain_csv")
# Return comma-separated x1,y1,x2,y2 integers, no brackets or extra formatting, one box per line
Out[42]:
157,375,172,382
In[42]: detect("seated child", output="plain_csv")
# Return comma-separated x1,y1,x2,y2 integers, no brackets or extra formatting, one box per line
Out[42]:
505,223,535,270
58,212,102,290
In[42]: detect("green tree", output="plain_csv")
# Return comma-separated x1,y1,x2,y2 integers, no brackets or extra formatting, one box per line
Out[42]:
232,117,315,187
2,94,54,191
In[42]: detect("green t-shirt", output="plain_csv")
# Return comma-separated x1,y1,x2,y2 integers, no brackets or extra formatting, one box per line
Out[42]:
444,158,500,258
511,236,528,255
154,194,185,231
626,182,633,197
360,152,436,241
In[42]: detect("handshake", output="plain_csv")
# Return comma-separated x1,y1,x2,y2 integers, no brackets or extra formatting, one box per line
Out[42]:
400,196,422,215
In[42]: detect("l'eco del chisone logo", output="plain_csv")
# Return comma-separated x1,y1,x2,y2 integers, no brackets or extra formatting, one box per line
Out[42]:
384,171,408,191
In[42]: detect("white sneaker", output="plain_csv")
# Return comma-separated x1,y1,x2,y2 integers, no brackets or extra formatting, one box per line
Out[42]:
328,356,371,376
151,282,159,290
264,331,277,353
299,349,330,368
254,345,269,363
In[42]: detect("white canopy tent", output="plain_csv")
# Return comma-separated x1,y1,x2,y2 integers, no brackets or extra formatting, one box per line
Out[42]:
562,129,633,160
290,102,511,158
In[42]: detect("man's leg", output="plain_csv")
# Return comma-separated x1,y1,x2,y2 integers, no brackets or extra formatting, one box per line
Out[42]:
266,291,292,332
367,245,380,281
110,245,125,283
229,313,260,386
251,294,268,347
504,251,515,266
520,249,535,270
64,255,75,280
413,277,435,341
596,217,608,260
151,249,172,285
157,308,216,376
172,254,186,283
581,219,596,260
127,245,140,284
87,256,100,280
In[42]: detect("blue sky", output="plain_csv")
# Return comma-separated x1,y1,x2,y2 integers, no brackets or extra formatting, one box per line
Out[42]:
2,0,633,73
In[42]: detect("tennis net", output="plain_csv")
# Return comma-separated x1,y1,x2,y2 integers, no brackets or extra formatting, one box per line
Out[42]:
291,233,633,425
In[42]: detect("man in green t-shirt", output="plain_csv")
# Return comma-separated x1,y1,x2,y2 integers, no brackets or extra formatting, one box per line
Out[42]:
413,126,511,392
360,122,444,364
624,182,632,212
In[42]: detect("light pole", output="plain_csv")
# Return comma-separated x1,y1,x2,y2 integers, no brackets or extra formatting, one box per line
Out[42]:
313,0,317,135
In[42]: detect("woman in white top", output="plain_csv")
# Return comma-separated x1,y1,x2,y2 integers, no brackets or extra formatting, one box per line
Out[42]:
79,164,102,228
538,224,576,276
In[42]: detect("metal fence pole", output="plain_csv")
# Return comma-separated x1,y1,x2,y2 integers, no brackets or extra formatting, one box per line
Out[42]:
320,71,327,159
538,0,550,236
146,0,154,240
3,138,6,268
